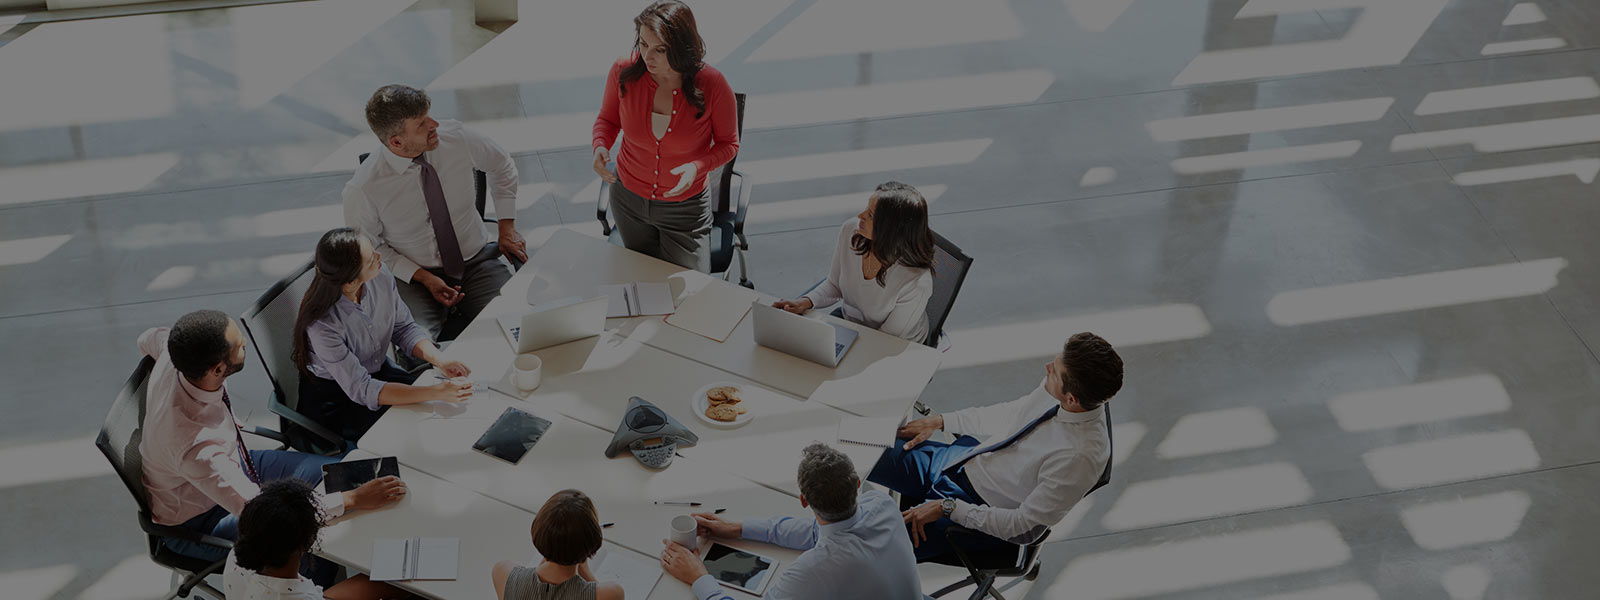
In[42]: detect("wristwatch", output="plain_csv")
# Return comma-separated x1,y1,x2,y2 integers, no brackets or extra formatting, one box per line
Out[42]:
941,498,956,517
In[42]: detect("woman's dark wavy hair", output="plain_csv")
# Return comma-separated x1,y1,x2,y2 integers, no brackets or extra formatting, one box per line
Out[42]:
292,228,365,375
619,1,708,118
852,182,936,286
234,479,323,571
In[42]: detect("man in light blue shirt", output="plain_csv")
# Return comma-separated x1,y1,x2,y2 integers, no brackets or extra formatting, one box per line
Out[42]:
659,443,922,600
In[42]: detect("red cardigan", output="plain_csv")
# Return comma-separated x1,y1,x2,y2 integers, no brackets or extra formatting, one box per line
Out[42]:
592,56,740,202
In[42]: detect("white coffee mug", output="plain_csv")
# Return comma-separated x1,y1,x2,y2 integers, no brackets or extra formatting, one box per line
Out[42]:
514,353,543,391
669,514,699,550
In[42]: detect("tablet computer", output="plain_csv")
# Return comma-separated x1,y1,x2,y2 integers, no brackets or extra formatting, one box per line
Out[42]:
472,407,553,464
321,456,399,493
702,542,779,596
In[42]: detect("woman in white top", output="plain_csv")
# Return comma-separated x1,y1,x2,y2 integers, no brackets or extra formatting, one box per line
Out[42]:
773,182,936,343
224,480,409,600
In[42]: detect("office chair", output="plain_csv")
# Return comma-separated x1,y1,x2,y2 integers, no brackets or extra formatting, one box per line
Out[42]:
240,261,346,455
596,93,752,288
95,356,290,599
920,408,1115,600
924,231,973,349
795,229,971,349
355,152,523,270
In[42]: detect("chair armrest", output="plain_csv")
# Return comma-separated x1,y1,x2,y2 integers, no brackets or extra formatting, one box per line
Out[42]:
731,170,751,247
267,399,346,452
143,518,235,551
596,177,614,236
242,425,288,449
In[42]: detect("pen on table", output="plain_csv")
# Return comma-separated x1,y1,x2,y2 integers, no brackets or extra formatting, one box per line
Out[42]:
654,501,702,506
602,522,614,528
714,508,726,514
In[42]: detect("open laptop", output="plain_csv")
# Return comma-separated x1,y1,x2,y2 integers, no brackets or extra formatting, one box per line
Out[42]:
750,301,859,367
497,296,608,353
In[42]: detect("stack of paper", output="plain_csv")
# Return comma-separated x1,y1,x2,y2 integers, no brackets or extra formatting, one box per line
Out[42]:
836,417,901,448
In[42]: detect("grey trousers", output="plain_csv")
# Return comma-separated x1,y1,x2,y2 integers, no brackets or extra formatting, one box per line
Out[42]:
610,180,712,272
395,243,513,343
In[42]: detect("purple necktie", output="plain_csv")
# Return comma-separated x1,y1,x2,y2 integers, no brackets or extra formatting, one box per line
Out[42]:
944,405,1060,474
221,389,261,484
414,154,466,280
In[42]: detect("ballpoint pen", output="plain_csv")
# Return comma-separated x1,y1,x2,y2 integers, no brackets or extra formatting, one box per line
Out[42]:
654,501,702,506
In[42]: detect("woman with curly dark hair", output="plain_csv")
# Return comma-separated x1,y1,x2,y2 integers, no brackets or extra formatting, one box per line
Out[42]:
225,479,408,600
592,1,739,272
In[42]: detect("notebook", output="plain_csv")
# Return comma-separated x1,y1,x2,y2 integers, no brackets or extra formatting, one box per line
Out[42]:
665,283,762,342
598,282,675,317
528,545,661,599
320,456,399,494
836,417,901,448
371,537,459,581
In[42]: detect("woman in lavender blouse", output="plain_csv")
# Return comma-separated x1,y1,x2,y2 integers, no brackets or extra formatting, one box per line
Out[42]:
291,228,474,444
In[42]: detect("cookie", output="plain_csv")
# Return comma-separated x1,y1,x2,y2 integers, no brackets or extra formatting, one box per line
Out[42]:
706,404,740,422
707,386,740,401
709,394,742,406
733,404,747,415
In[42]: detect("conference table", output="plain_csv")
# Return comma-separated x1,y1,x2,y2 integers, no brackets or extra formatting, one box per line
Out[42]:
318,229,945,599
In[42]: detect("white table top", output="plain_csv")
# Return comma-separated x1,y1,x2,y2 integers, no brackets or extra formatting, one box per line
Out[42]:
358,392,816,565
333,228,937,599
319,451,788,600
494,331,894,496
518,229,945,419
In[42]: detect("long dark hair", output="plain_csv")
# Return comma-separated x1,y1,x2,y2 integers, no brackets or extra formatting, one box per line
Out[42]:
852,182,936,286
292,228,365,376
619,1,708,118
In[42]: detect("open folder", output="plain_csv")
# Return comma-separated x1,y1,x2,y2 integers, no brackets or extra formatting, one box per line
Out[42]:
371,537,459,581
665,282,762,342
599,282,675,317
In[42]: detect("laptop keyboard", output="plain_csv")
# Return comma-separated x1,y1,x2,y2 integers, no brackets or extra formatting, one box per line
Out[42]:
835,342,846,356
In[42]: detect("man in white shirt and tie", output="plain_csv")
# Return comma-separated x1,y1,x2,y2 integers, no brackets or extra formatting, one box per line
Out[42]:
868,332,1122,560
344,84,525,343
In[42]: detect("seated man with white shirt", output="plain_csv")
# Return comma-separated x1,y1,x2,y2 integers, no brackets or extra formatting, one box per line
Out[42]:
139,310,405,575
867,332,1122,560
658,443,922,600
344,84,525,343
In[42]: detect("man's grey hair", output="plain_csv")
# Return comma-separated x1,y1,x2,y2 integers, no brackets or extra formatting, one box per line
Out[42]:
365,84,431,141
796,443,859,523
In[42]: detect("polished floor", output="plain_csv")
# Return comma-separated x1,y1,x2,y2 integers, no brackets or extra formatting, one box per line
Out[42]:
3,0,1599,598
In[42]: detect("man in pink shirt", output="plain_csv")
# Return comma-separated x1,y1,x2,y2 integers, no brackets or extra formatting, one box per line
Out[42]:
138,310,405,570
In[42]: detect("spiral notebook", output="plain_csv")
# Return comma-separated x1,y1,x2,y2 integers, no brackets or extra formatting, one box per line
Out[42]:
836,417,900,448
372,537,458,581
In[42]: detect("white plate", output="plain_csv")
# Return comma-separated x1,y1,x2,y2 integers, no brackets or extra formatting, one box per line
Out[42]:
690,382,754,428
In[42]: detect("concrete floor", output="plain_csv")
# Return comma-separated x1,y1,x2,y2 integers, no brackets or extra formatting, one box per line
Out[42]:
3,0,1598,598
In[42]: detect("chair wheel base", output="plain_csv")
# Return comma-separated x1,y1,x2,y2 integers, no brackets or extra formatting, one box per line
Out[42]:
739,279,754,289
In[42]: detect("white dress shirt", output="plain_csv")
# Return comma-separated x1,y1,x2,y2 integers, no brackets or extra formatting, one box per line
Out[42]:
802,218,933,342
941,379,1110,543
137,328,344,526
343,119,519,283
223,552,324,600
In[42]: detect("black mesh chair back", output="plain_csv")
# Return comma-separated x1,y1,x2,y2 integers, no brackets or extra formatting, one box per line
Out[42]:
96,355,159,521
240,262,344,452
96,356,231,597
924,231,974,347
706,93,747,278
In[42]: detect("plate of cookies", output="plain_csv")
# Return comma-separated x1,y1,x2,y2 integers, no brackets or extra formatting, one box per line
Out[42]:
692,382,754,428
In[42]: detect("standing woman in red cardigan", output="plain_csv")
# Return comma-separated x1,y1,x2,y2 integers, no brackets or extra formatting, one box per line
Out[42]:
592,1,740,272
